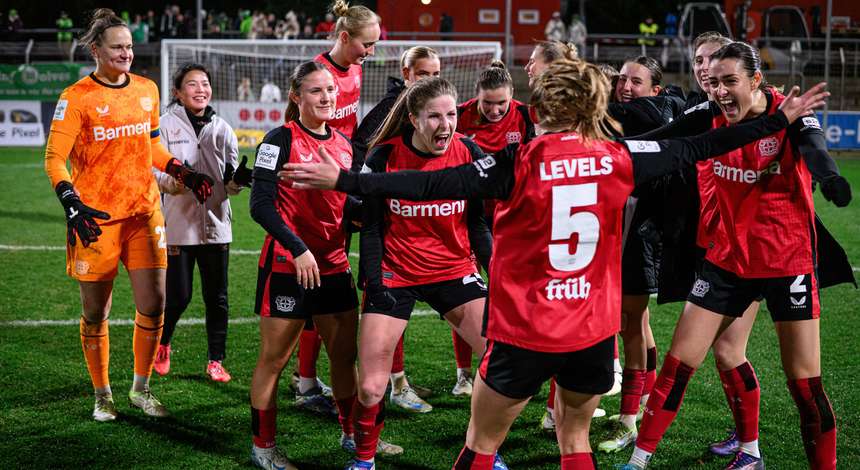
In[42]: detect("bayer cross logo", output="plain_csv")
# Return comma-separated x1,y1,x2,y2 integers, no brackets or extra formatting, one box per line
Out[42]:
340,153,351,167
758,137,780,157
275,296,296,313
691,278,710,298
506,131,522,144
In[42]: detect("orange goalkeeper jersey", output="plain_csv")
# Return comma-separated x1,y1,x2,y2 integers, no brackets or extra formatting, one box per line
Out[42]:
45,73,174,220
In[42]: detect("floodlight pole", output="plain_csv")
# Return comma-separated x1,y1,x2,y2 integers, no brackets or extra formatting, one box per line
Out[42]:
505,0,513,66
823,0,831,130
197,0,203,40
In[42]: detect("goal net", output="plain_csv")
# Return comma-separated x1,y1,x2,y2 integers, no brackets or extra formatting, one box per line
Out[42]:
160,39,502,146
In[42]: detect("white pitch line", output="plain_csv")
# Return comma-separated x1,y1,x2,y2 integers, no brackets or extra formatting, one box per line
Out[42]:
0,244,360,258
3,309,436,327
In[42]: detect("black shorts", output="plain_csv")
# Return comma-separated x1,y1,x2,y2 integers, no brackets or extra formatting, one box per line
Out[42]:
622,219,661,295
364,273,487,321
687,260,820,321
255,268,359,319
478,335,615,400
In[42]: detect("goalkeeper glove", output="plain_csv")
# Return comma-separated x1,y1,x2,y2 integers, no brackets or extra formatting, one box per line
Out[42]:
821,176,851,207
55,181,111,247
224,155,252,187
166,158,214,203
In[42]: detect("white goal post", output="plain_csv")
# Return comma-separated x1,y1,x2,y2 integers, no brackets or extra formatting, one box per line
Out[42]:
160,39,502,141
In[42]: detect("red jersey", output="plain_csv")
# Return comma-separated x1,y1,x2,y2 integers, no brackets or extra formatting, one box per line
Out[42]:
489,133,634,353
456,98,532,154
706,91,816,277
315,52,361,138
695,160,719,249
255,120,353,275
365,132,482,288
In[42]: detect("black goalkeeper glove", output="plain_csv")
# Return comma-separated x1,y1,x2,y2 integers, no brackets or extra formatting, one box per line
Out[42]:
821,176,851,207
55,181,111,247
166,158,214,203
224,155,252,187
366,284,396,312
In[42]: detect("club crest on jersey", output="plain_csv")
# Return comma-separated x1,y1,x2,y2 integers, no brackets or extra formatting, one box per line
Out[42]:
354,76,361,87
506,131,522,144
96,105,109,116
691,278,710,297
140,96,154,112
299,153,314,162
758,137,780,157
275,295,296,313
339,152,352,167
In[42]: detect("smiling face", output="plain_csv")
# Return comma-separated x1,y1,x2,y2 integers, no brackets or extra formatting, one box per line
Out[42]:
409,94,457,155
615,62,659,102
693,41,724,93
292,69,337,125
477,86,512,123
708,57,761,124
339,23,381,65
402,57,441,87
525,46,549,89
92,26,134,76
175,70,211,114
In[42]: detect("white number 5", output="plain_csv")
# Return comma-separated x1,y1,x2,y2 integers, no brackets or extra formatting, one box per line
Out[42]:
549,183,599,271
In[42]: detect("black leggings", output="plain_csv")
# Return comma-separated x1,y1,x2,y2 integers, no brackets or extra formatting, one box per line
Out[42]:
161,244,230,361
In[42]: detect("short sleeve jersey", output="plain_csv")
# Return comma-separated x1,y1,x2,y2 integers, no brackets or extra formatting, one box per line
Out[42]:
254,120,353,275
456,98,533,154
367,132,482,288
47,73,162,219
315,52,361,139
488,133,635,353
706,91,817,277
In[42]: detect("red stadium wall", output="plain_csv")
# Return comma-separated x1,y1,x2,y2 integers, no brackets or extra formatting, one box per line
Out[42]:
723,0,860,40
377,0,560,45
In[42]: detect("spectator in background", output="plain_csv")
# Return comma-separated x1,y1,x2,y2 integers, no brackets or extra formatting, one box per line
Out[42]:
130,14,149,44
237,77,255,101
7,9,23,38
568,14,587,58
301,18,314,39
638,16,658,47
266,13,277,37
440,12,454,39
544,11,566,41
250,11,268,39
283,11,300,39
57,11,73,44
239,10,253,38
260,78,282,103
315,12,335,38
160,5,177,38
146,10,157,41
664,9,678,36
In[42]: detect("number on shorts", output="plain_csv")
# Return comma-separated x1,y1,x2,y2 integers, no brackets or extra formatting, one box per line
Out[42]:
790,275,807,293
155,225,166,249
549,183,599,272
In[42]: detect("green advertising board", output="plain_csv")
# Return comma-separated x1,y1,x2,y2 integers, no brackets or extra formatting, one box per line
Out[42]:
0,63,89,100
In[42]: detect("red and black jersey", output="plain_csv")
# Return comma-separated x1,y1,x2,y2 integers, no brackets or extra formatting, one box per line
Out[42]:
456,98,534,154
705,91,820,278
250,120,353,275
338,111,793,353
315,52,361,139
362,131,486,288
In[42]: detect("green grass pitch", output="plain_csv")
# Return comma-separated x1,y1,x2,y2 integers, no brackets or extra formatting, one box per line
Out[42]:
0,147,858,469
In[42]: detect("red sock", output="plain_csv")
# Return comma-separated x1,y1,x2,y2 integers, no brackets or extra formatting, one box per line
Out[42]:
637,354,696,453
644,346,658,396
787,377,837,470
298,327,322,378
336,394,357,435
719,361,760,443
621,368,647,415
561,452,597,470
251,406,277,448
547,378,556,410
354,400,385,461
453,446,495,470
453,330,473,369
391,334,405,374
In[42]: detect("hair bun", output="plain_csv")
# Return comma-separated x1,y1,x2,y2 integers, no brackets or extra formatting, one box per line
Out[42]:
489,60,506,69
331,0,350,17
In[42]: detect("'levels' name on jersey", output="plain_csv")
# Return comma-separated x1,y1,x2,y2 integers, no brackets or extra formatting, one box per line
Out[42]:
539,156,614,181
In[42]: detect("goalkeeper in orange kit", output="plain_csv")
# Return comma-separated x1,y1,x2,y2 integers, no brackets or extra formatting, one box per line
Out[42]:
44,9,213,421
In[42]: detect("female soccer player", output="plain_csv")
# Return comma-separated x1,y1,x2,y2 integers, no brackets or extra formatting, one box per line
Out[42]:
293,0,381,413
352,46,442,412
152,63,251,383
247,61,402,470
44,9,212,421
328,77,495,469
281,66,825,469
619,42,849,470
